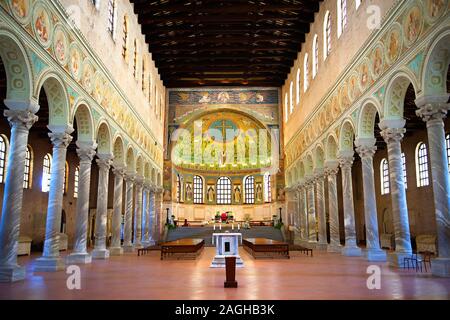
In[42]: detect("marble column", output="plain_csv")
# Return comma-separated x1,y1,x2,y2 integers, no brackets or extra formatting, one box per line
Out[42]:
35,128,73,272
66,143,97,264
314,169,328,249
154,189,163,241
416,98,450,277
92,156,112,259
325,160,342,253
0,108,37,282
109,166,124,256
380,121,412,266
123,173,135,252
305,177,317,247
299,184,308,242
355,140,387,261
148,188,156,245
338,153,362,256
133,177,144,249
141,185,149,246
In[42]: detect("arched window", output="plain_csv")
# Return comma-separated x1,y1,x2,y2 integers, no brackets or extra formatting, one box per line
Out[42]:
23,146,33,189
216,177,231,205
193,175,203,204
0,135,7,184
74,166,79,198
107,0,116,37
289,82,294,113
296,69,300,104
380,158,389,195
446,134,450,173
284,93,288,122
402,152,407,189
244,176,255,204
42,154,52,192
323,11,332,59
337,0,347,38
176,174,181,203
122,16,129,60
133,40,138,78
264,172,271,202
312,34,319,78
303,54,309,92
416,143,429,187
148,75,152,104
356,0,362,10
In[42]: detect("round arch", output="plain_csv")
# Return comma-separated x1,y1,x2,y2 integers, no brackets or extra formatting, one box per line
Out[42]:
0,29,33,101
96,121,112,156
357,99,381,139
112,135,125,167
421,28,450,97
35,72,70,127
72,101,94,143
383,70,420,120
126,146,136,172
326,134,339,161
338,119,356,153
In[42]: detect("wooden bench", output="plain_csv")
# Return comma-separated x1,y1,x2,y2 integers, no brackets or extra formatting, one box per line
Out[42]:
160,238,205,260
243,238,290,259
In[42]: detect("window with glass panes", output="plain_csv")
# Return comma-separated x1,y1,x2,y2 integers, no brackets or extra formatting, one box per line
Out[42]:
244,176,255,204
416,143,429,187
193,175,203,204
216,177,231,204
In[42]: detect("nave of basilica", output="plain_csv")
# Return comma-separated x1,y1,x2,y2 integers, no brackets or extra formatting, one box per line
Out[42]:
0,0,449,300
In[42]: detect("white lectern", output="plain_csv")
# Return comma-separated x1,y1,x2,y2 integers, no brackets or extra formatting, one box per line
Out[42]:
210,232,244,268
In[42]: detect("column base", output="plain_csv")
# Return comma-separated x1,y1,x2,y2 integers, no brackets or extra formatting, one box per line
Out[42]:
387,251,412,267
34,256,65,272
342,246,362,257
123,245,135,253
0,264,26,282
91,248,110,259
327,244,342,253
365,248,387,262
66,252,92,264
109,247,124,256
431,258,450,277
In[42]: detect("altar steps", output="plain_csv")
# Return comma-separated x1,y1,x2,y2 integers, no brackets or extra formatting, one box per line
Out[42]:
166,226,283,247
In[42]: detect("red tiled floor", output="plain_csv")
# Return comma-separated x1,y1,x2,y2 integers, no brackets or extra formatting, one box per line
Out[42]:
0,248,449,300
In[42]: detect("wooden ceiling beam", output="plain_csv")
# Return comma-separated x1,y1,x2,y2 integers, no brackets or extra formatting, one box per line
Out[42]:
142,25,310,36
133,2,319,16
149,46,299,54
147,35,302,44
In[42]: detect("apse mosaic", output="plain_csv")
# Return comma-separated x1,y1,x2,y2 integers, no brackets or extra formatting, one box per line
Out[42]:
169,88,278,105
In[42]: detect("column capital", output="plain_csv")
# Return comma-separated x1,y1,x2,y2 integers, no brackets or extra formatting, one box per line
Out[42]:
76,142,97,162
324,163,340,176
4,109,38,130
112,166,125,177
124,172,136,182
380,127,405,144
415,101,448,123
337,153,354,169
313,168,325,182
355,144,377,159
96,157,112,171
3,99,39,113
135,176,144,186
48,130,73,148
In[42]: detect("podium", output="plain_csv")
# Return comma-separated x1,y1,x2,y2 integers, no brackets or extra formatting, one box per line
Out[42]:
210,232,244,268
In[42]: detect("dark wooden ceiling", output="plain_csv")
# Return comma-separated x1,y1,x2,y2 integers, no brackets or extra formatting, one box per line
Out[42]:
130,0,322,87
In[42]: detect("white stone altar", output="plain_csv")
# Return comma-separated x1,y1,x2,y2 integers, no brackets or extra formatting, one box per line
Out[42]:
210,232,244,268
